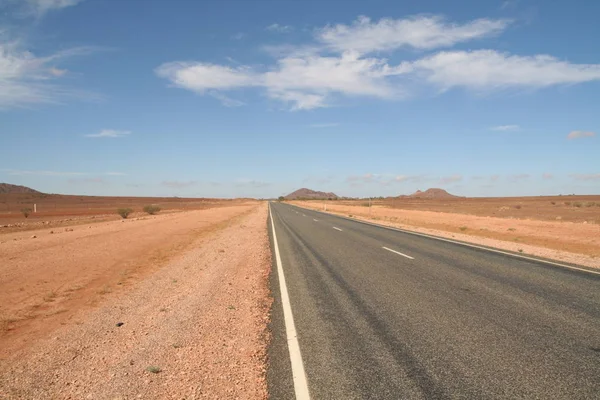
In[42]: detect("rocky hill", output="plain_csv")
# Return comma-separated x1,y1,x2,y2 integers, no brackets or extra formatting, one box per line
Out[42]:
0,183,41,195
405,188,460,199
285,188,338,200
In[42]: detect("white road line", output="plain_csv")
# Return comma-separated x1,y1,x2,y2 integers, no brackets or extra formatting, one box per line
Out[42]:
333,227,343,231
313,219,319,222
302,214,306,217
382,246,414,260
269,204,311,400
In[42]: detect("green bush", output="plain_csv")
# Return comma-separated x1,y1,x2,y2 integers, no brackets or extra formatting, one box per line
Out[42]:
117,208,133,219
143,205,161,215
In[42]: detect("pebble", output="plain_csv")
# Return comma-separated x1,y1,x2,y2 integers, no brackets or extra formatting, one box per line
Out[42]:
31,235,37,239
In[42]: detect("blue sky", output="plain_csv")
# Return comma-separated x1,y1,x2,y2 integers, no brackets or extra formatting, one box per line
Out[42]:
1,0,599,198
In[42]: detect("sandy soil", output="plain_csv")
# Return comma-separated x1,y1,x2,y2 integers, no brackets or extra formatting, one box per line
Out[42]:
0,203,272,399
293,201,600,269
345,195,600,224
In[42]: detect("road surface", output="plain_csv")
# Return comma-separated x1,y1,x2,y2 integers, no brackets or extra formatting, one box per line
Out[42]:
267,202,600,399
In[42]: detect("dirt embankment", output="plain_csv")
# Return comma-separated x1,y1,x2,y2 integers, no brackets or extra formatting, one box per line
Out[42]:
0,203,272,399
293,201,600,269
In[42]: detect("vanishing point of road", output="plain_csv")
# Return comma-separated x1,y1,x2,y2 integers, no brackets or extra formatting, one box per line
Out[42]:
267,202,600,399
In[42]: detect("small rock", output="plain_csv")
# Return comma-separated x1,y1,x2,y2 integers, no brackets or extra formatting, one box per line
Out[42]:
31,235,37,239
116,322,124,327
50,231,54,234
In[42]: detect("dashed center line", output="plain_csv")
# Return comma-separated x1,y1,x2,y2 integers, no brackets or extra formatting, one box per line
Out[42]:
302,214,306,217
313,219,319,222
333,227,343,231
382,246,414,260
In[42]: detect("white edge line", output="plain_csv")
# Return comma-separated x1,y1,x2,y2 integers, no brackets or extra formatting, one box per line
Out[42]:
269,203,311,400
288,204,600,277
313,219,319,222
382,246,414,260
333,226,343,231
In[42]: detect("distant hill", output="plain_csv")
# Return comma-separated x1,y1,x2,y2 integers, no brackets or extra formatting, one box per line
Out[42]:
0,183,41,195
403,188,461,199
285,188,338,200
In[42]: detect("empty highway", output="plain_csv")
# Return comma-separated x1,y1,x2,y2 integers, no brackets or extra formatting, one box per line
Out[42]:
267,202,600,399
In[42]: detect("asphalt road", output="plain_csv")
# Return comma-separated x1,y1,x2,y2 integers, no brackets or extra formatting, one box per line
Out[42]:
267,202,600,399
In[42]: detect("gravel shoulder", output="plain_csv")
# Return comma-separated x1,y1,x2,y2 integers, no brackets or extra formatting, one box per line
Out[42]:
0,203,272,399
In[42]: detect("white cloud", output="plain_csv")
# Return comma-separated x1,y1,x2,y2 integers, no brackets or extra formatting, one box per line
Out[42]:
570,173,600,181
317,15,510,54
567,130,595,140
543,173,553,179
0,43,95,109
155,62,257,93
156,51,409,110
491,124,520,131
155,15,600,110
231,32,246,40
85,129,131,138
411,50,600,91
266,23,293,33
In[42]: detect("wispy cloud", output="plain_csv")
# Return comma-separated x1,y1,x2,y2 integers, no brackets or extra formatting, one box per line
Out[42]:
316,15,510,54
570,173,600,181
105,172,126,176
509,173,530,182
567,130,595,140
439,174,463,184
9,0,84,17
209,91,245,107
85,129,131,138
309,123,339,128
161,180,197,188
0,43,97,109
500,0,519,10
266,23,293,33
393,175,430,184
346,173,379,184
490,124,520,131
409,50,600,91
231,32,246,40
235,179,270,188
543,173,554,179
